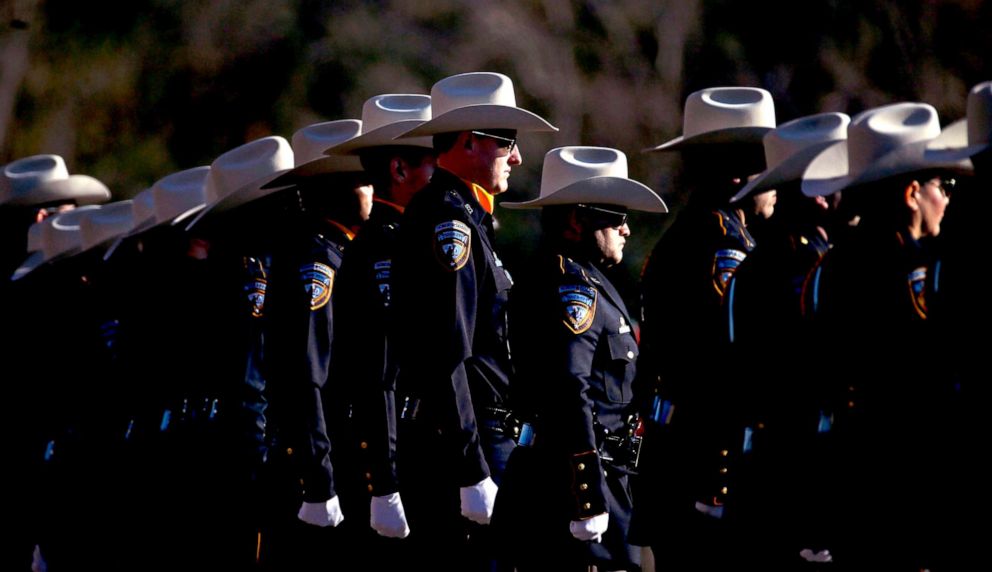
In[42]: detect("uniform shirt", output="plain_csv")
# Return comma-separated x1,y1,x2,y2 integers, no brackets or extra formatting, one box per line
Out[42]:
330,198,404,496
390,168,514,486
264,214,353,503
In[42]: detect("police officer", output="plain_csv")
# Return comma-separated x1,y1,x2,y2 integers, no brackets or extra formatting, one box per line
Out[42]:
495,147,667,571
324,93,436,548
633,87,775,569
250,122,373,569
800,102,969,569
723,112,850,566
388,72,556,569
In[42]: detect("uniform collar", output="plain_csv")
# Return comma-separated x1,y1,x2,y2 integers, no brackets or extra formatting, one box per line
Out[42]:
373,196,405,215
324,218,356,241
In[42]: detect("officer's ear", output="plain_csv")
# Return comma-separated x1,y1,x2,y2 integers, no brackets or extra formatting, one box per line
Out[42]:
391,157,406,183
461,131,473,151
563,208,584,241
904,180,921,211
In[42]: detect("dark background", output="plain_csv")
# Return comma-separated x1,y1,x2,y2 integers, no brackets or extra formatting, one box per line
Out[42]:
2,0,990,295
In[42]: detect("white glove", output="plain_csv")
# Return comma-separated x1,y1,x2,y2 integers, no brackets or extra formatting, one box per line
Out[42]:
370,492,411,538
799,548,833,563
32,544,47,572
297,496,345,527
459,476,498,525
570,512,609,542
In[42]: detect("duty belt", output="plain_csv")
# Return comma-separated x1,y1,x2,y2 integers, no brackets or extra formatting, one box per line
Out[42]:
480,405,521,439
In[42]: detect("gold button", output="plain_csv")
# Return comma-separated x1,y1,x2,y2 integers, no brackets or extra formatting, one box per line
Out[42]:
721,486,728,495
720,449,729,457
848,401,855,408
286,447,294,456
627,350,635,359
579,483,588,491
756,423,765,430
583,502,592,510
360,441,369,449
367,484,374,493
848,386,855,392
577,463,586,471
719,467,728,474
365,472,372,480
513,426,519,435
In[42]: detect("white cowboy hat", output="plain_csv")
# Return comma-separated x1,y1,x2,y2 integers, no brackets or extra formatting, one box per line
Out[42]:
732,112,851,202
186,136,295,229
645,87,776,153
398,72,557,137
802,102,973,197
79,200,135,253
0,154,111,207
260,120,365,189
326,94,434,154
12,204,103,280
926,80,992,161
502,146,667,213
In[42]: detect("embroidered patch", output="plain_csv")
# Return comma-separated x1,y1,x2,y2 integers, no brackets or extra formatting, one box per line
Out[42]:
374,259,391,308
433,220,472,271
301,262,334,311
246,278,267,318
712,249,747,297
907,266,928,319
560,284,597,334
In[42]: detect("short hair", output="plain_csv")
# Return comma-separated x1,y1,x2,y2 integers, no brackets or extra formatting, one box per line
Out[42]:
359,147,436,192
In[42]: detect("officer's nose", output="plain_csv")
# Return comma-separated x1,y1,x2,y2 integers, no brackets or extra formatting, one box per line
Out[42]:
508,144,522,165
619,222,631,237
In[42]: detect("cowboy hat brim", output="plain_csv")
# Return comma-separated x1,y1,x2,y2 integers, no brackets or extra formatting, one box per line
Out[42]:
5,175,111,207
802,139,974,198
326,120,434,155
260,155,364,190
186,170,294,231
732,140,839,202
398,104,558,137
11,251,44,281
924,119,991,162
643,126,772,153
501,176,668,213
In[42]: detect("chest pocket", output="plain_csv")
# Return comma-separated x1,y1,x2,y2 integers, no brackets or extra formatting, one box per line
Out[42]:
605,332,638,403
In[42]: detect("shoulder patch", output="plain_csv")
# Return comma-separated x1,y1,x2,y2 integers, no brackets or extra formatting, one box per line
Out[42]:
301,262,334,311
712,248,747,297
246,278,267,318
560,284,597,334
907,266,927,319
433,220,472,271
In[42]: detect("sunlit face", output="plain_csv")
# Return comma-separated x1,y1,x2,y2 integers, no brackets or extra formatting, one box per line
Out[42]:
918,177,951,237
578,204,631,266
750,189,777,220
470,130,521,195
354,182,374,222
592,223,630,266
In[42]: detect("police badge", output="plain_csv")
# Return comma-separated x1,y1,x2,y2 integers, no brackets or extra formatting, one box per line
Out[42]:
433,220,472,271
301,262,334,311
907,266,928,319
560,284,597,334
712,249,747,297
374,259,391,308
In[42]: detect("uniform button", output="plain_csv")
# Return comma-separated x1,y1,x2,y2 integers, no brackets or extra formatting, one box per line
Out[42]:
720,449,729,457
286,447,294,456
360,441,369,449
721,486,728,495
719,467,728,474
365,472,372,480
577,463,586,471
627,350,635,359
756,422,765,430
367,484,374,493
513,426,519,435
583,502,592,510
848,401,855,408
579,483,588,491
848,386,855,392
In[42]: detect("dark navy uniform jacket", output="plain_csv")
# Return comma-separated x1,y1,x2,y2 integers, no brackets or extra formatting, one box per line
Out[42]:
391,168,514,486
265,214,352,503
494,249,640,569
330,198,404,497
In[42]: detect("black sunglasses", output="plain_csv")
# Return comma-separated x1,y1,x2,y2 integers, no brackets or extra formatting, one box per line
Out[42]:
471,130,517,154
577,203,628,228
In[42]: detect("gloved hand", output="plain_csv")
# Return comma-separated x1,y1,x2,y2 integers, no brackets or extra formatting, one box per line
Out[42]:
459,476,498,525
297,496,345,527
570,512,609,542
31,544,47,572
370,492,411,538
799,548,833,563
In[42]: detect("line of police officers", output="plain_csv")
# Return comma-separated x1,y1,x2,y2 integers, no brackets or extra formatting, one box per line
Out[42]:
1,74,988,571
